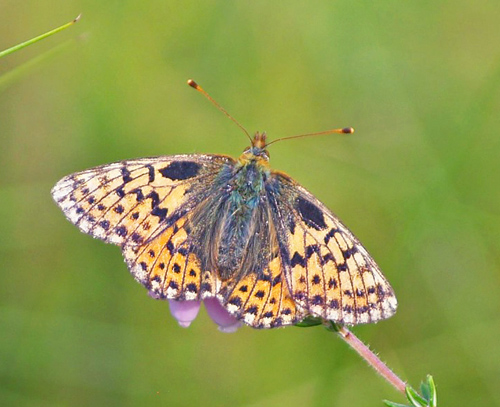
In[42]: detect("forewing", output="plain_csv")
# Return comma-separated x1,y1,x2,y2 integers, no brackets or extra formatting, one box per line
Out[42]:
51,155,234,246
270,173,397,325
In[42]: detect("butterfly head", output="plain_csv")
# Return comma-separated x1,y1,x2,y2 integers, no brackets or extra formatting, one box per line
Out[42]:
239,132,271,165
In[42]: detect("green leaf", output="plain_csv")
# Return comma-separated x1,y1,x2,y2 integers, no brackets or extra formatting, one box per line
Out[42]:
324,320,342,332
294,316,323,327
405,386,427,407
420,380,431,401
0,14,81,59
386,376,438,407
383,400,410,407
426,375,437,407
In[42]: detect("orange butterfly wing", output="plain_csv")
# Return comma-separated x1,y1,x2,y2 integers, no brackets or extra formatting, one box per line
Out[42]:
272,173,397,325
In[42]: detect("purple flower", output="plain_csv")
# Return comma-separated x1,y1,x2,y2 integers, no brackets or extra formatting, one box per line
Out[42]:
168,299,201,328
166,297,242,333
203,298,243,333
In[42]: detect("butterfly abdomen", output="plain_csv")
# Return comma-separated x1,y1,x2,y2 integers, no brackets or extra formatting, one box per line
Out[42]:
211,161,271,280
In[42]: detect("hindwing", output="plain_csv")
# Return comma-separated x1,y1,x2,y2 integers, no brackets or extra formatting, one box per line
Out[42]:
269,173,397,325
215,199,306,328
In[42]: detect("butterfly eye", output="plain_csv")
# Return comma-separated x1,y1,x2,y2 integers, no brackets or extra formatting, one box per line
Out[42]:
264,149,270,158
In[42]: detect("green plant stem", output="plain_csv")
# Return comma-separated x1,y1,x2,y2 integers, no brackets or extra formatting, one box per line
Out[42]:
0,40,73,91
0,14,81,59
332,323,406,394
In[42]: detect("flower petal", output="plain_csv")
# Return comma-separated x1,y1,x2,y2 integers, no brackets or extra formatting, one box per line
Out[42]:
168,300,201,328
204,298,242,333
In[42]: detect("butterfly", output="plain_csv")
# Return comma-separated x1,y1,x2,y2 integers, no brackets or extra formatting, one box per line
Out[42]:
51,80,397,329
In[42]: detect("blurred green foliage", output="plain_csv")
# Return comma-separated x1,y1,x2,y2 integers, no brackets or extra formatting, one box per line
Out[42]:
1,1,500,406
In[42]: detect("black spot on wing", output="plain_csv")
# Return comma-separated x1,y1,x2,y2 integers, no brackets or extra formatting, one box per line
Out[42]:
329,299,340,309
291,252,306,267
121,167,132,183
342,247,358,259
116,226,127,237
357,305,370,314
130,232,143,244
312,295,323,305
186,283,198,293
146,164,155,183
343,305,353,314
305,244,320,258
228,296,242,307
337,263,348,272
296,196,327,230
201,282,212,292
116,187,125,198
324,228,339,244
166,240,175,254
246,306,258,315
159,161,201,181
255,290,265,298
131,188,144,202
328,278,338,289
151,206,168,221
273,317,283,327
322,252,334,263
147,191,160,208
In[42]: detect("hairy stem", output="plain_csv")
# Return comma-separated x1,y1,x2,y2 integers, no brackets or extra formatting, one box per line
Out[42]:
328,322,406,394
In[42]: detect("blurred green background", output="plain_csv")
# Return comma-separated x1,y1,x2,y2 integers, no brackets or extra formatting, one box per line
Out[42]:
1,1,500,406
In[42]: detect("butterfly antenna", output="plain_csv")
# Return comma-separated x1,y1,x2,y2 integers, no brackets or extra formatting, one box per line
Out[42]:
266,127,354,147
187,79,253,144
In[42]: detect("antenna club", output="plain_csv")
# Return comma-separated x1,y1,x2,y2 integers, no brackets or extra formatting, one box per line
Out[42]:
342,127,354,134
187,79,200,89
